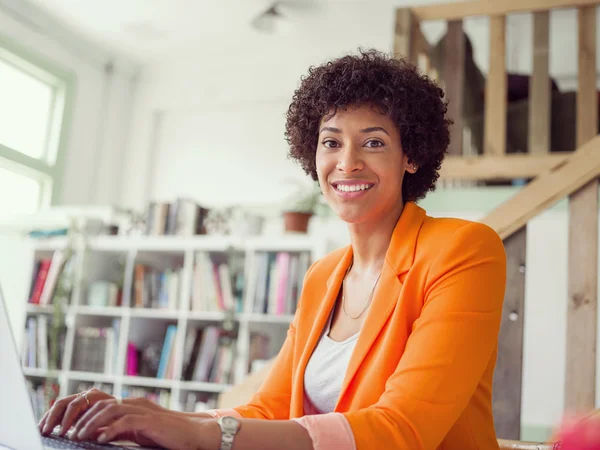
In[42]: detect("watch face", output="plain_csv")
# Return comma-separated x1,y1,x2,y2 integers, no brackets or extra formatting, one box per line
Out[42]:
222,417,238,429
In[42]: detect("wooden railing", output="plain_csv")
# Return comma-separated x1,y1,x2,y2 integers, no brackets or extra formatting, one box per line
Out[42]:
395,0,599,182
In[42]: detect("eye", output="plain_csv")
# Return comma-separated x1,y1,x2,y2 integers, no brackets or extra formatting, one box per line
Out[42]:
365,139,384,148
322,139,340,149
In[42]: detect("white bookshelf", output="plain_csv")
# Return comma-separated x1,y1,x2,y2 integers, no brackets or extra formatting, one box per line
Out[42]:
20,232,328,412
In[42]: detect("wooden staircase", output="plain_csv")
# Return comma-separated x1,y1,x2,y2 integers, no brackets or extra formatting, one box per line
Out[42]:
217,0,600,444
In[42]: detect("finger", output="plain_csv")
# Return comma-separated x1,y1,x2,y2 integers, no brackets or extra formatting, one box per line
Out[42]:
70,400,113,439
41,395,78,435
58,396,89,436
38,410,51,433
76,404,141,442
96,414,149,445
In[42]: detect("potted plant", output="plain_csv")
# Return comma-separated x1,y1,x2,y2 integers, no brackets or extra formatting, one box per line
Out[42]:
282,181,327,233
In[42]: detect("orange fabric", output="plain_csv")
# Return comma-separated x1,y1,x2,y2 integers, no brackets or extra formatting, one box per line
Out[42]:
234,202,506,450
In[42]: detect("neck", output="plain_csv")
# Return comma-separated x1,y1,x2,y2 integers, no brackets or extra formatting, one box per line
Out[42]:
346,201,405,275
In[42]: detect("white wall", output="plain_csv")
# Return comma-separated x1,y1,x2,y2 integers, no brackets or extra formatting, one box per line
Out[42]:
0,0,138,348
120,2,399,211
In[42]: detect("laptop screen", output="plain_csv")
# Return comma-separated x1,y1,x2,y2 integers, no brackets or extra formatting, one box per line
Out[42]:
0,287,44,450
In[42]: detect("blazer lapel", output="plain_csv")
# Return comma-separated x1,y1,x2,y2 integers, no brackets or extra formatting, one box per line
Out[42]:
335,202,426,410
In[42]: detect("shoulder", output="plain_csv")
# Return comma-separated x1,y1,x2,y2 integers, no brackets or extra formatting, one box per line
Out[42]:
417,215,505,264
303,246,347,283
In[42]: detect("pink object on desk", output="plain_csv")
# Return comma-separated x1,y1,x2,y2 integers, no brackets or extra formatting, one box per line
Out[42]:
554,413,600,450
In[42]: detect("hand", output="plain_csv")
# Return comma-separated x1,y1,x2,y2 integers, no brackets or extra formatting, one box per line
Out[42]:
72,401,214,449
38,388,164,437
38,388,114,437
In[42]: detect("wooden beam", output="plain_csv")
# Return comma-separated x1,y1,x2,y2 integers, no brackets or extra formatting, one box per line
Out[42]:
529,11,550,155
415,26,432,56
576,6,598,147
394,8,418,63
412,0,600,22
481,135,600,240
493,226,526,440
440,153,571,181
445,20,466,156
484,16,507,156
566,180,598,410
565,4,598,412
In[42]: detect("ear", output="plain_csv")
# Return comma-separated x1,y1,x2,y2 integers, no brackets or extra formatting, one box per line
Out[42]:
405,158,418,174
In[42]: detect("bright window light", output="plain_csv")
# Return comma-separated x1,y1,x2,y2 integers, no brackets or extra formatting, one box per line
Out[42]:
0,166,43,216
0,58,54,160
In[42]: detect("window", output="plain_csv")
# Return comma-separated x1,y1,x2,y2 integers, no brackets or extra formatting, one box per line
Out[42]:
0,41,73,216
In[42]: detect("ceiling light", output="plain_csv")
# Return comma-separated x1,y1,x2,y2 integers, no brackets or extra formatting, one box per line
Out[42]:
251,4,291,34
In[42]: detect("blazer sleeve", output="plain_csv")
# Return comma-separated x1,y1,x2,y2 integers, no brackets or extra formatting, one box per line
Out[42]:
342,222,507,450
231,262,317,420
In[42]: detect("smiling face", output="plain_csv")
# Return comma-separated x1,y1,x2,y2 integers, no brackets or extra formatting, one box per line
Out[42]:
315,104,416,225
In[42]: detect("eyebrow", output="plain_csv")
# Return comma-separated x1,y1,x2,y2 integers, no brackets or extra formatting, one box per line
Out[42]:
360,126,390,136
319,126,390,136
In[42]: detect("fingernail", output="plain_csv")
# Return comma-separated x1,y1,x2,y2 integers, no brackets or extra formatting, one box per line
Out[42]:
97,433,108,443
42,425,49,434
76,430,85,440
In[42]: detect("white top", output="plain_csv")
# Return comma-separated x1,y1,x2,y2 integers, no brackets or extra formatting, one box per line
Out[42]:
304,308,359,413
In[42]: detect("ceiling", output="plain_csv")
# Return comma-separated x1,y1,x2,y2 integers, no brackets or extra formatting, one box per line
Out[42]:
25,0,414,63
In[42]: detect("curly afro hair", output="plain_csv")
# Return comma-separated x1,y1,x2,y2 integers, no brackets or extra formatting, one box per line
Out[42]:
285,49,451,203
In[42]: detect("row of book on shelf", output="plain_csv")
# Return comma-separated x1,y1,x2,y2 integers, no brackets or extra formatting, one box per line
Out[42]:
248,251,310,315
23,318,271,387
146,198,209,236
28,249,75,306
30,250,309,318
22,315,66,370
71,320,121,374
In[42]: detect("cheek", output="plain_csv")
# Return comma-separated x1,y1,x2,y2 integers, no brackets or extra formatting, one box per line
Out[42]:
315,151,330,181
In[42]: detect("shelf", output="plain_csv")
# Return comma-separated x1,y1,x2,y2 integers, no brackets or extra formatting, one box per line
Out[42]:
186,311,230,321
23,232,326,402
245,235,318,252
128,308,180,319
74,306,124,317
25,304,59,314
30,237,69,252
67,371,116,383
23,367,60,378
86,235,241,252
121,376,174,389
241,313,294,324
179,381,232,393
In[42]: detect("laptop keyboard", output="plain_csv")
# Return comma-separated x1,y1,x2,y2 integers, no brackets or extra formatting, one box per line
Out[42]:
42,435,129,449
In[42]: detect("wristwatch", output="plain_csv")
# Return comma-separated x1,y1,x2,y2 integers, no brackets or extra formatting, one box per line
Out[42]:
216,416,241,450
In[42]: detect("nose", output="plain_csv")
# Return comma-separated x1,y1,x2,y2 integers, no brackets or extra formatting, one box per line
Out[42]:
336,145,363,173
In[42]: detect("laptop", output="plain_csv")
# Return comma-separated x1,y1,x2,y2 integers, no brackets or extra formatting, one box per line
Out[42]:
0,284,156,450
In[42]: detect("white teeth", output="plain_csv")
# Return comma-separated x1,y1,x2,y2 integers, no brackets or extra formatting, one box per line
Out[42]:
336,184,371,192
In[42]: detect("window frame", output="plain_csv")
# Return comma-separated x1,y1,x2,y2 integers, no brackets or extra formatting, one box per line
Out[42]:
0,32,75,208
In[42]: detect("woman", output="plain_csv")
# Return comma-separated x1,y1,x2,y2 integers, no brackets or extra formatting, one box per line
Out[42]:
38,49,506,450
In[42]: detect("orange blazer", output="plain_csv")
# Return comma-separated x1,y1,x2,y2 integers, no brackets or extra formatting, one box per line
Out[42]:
234,202,507,450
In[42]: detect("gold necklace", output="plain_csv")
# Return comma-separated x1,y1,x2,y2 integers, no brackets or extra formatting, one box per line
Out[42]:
341,261,382,320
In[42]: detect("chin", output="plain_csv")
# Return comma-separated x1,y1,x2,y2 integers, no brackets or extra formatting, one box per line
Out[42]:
331,206,372,224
